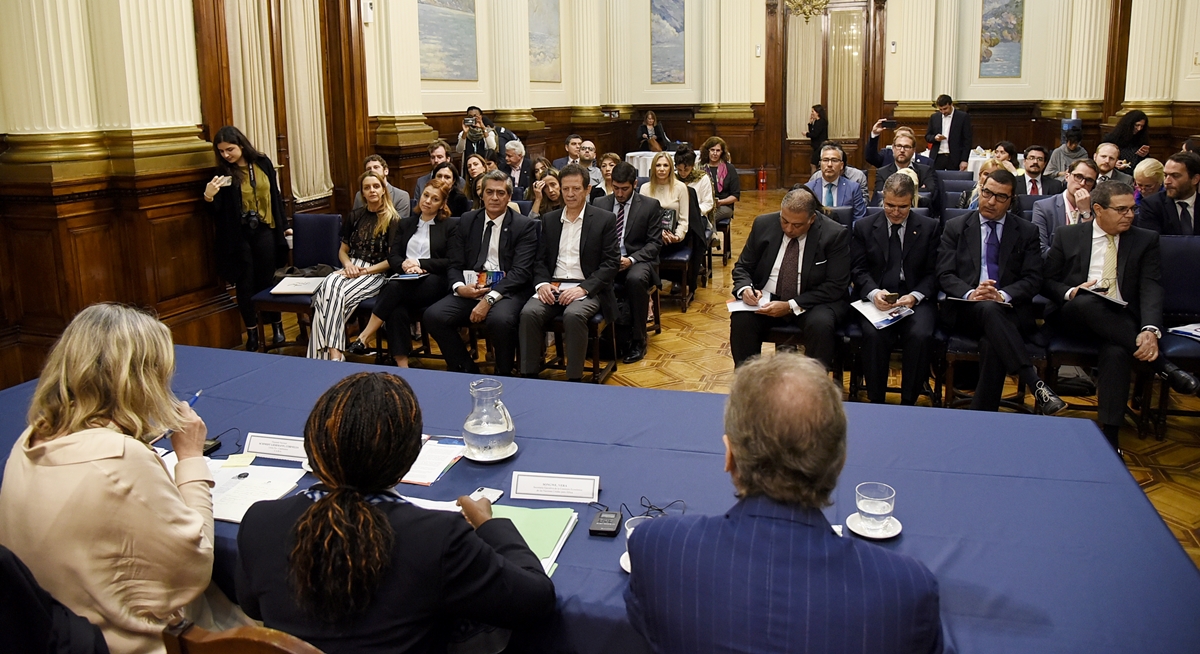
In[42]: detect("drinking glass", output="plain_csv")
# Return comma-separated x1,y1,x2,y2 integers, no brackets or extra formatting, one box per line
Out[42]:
855,482,895,532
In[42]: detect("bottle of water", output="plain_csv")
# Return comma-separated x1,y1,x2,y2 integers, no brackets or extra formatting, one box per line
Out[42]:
461,378,515,460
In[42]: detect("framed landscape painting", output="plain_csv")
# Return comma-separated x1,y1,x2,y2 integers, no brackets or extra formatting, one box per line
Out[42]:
651,0,684,84
979,0,1023,78
418,0,479,81
529,0,562,82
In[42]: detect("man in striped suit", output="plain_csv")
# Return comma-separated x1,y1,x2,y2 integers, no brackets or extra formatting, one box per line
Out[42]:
625,353,943,654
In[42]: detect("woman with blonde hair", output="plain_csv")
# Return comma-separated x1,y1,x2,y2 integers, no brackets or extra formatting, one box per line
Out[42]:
308,171,401,360
1133,157,1164,204
958,158,1004,209
640,151,690,245
896,167,922,207
0,303,247,653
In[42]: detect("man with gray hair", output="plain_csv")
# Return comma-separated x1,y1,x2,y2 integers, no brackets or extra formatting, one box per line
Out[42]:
728,187,851,369
625,352,943,653
500,140,533,193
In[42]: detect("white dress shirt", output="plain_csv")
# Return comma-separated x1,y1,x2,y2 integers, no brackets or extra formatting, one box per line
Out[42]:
405,218,433,260
552,209,586,281
939,111,954,154
1025,174,1045,195
752,234,808,315
452,211,506,302
866,217,925,304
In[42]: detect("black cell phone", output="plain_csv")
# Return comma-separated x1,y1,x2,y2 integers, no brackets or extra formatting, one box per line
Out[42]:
203,439,221,456
881,119,899,129
884,293,900,304
464,117,476,126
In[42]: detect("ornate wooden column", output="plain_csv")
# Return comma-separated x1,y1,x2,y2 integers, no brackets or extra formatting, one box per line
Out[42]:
320,0,372,214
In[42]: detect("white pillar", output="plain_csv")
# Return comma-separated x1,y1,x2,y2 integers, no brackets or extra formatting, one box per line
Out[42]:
0,0,98,135
603,0,635,116
932,0,959,100
717,0,754,115
884,0,937,118
699,0,721,111
487,0,542,129
1121,0,1180,122
363,0,437,146
570,0,606,122
1041,0,1072,103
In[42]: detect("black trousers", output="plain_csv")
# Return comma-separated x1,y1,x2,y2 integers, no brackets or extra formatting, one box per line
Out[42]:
615,262,655,346
952,301,1039,411
371,275,448,358
729,302,848,370
235,225,280,327
424,293,525,375
1056,294,1170,427
933,153,955,171
860,301,937,405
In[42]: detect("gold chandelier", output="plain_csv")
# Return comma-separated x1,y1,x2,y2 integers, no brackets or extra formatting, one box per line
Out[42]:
785,0,830,23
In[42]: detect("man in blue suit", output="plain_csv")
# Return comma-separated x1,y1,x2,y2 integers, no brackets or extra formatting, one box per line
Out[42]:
807,142,867,223
625,352,943,654
1032,158,1099,256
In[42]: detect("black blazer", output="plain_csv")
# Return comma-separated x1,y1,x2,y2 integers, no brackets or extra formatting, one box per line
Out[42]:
388,215,457,276
236,495,556,654
873,162,941,197
501,158,535,192
209,156,289,283
637,124,669,151
1137,190,1193,235
937,211,1043,305
850,212,940,301
732,212,851,310
592,193,663,264
1043,222,1163,327
1013,175,1065,197
925,110,973,167
535,205,621,321
446,208,539,299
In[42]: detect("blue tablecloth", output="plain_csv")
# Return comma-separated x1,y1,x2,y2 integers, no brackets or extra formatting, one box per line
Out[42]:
3,346,1199,653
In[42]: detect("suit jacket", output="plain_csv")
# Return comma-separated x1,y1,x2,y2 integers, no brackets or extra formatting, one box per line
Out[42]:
1013,175,1064,197
732,212,851,310
873,161,941,198
1043,222,1163,328
851,211,940,300
1137,190,1194,235
387,215,457,276
1097,169,1133,185
593,192,663,265
865,134,933,169
445,208,539,299
551,156,580,170
925,109,973,167
625,495,943,654
237,494,556,654
535,205,621,322
500,157,534,193
937,210,1044,306
808,175,867,223
354,183,412,219
1031,194,1088,257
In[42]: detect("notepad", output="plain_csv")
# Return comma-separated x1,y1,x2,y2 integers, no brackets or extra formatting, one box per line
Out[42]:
1168,323,1200,342
491,505,578,574
400,436,466,486
851,300,914,329
212,466,306,523
1078,286,1128,307
384,273,429,281
726,292,772,313
270,277,325,295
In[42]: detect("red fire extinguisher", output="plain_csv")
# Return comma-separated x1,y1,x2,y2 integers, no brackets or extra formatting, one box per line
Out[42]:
757,165,767,191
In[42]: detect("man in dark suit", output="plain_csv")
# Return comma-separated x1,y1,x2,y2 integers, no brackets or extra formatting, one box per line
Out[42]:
937,169,1066,414
851,173,939,405
729,187,850,370
807,142,867,223
352,155,411,218
873,131,941,210
926,94,973,171
593,162,662,363
625,352,943,654
864,120,932,168
500,140,534,196
423,171,539,376
1094,143,1133,185
1032,159,1099,256
1013,145,1065,197
519,164,620,381
414,139,462,199
1044,181,1199,451
551,134,583,170
1137,151,1199,235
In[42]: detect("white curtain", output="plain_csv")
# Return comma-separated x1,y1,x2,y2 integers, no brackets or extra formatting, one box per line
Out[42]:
826,9,865,140
225,0,277,159
282,0,333,202
785,14,823,140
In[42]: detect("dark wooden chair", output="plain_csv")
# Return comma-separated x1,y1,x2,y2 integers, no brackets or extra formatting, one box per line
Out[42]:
251,213,342,352
163,620,323,654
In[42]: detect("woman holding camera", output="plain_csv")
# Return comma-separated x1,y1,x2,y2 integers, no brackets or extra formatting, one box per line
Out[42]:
308,171,401,361
204,126,290,352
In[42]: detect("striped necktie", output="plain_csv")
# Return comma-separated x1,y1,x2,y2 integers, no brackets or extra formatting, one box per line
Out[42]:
1101,234,1118,298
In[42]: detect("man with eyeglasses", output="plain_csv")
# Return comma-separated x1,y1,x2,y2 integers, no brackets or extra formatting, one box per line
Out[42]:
1138,151,1200,235
1044,181,1199,452
805,142,866,223
578,140,606,193
938,168,1066,415
1032,159,1100,256
872,132,941,212
1013,145,1064,197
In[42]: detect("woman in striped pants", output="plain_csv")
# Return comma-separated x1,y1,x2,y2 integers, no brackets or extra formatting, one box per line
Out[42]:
308,171,400,360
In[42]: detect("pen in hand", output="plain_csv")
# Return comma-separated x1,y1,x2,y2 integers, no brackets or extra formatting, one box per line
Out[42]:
154,389,204,445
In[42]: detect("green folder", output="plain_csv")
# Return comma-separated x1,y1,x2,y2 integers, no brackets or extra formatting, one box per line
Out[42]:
491,504,577,563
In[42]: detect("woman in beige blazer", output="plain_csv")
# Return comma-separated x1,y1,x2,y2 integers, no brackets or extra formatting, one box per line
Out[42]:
0,303,243,654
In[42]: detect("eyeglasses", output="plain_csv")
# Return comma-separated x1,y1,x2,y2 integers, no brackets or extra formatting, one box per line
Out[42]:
1103,205,1136,217
892,143,914,151
979,188,1012,203
819,158,842,164
1135,183,1159,193
1070,172,1098,188
580,146,595,151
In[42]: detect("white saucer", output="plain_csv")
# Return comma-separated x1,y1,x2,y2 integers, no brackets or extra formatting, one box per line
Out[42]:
463,441,519,463
619,551,631,573
845,512,902,539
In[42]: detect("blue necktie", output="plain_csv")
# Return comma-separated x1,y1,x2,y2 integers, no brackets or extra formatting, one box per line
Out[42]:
985,221,1000,282
824,182,835,207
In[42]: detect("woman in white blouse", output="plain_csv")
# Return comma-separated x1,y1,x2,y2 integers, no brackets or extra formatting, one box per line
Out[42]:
639,151,690,245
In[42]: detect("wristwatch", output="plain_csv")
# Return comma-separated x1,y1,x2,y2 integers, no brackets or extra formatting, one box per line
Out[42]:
485,294,497,305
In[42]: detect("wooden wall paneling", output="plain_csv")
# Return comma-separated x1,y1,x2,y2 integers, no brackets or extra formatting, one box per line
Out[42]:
320,0,371,215
1102,0,1133,122
860,1,887,170
761,0,786,188
192,0,234,142
266,0,294,220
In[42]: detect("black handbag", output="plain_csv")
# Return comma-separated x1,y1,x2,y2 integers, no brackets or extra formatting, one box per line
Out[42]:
657,208,678,233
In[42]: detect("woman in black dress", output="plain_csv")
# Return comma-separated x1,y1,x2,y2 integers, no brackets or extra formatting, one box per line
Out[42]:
1102,110,1151,170
203,126,290,351
806,104,829,173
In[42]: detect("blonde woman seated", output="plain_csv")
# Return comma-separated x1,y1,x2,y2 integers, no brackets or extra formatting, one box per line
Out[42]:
896,167,922,207
0,303,248,653
640,151,690,245
1133,158,1164,204
308,171,400,361
957,157,1004,210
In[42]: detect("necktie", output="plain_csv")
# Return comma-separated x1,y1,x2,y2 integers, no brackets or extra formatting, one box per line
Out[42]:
616,202,626,241
1179,201,1194,235
985,221,1000,282
1099,174,1109,184
777,237,800,302
1030,178,1039,195
825,183,835,207
474,220,494,271
882,223,903,293
1101,234,1118,298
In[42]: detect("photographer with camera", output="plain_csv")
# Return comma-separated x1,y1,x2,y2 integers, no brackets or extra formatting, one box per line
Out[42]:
455,106,499,164
204,126,290,351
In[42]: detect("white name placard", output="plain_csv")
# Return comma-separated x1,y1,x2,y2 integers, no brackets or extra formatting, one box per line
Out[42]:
243,432,307,462
510,471,600,504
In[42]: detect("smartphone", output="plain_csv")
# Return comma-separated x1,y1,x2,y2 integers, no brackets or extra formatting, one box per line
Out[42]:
884,293,900,304
881,119,898,129
203,439,221,456
464,117,476,126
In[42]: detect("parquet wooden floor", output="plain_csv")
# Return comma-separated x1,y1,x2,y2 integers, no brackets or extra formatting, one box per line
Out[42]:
255,189,1200,568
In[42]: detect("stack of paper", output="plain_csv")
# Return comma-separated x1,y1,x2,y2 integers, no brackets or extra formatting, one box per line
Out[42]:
851,300,913,330
1168,323,1200,342
269,277,325,295
491,505,578,575
212,466,306,523
401,436,466,486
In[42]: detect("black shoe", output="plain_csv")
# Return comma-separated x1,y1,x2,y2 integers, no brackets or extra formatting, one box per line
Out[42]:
345,339,369,356
271,321,286,346
1164,366,1200,395
567,377,583,383
623,342,646,364
245,328,259,352
1033,381,1067,416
